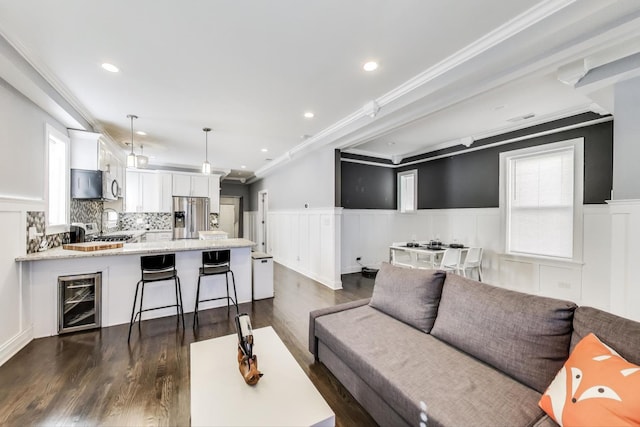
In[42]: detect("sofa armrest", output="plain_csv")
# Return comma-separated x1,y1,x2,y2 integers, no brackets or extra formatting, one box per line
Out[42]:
309,298,371,359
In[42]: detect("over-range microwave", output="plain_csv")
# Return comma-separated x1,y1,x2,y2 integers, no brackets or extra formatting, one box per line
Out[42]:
70,169,121,200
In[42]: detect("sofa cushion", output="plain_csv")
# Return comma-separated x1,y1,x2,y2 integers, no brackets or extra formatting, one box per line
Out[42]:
430,274,577,393
369,262,445,333
315,304,547,427
570,306,640,366
540,333,640,427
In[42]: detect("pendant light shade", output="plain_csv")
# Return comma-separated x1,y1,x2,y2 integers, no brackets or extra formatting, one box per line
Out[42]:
137,144,149,168
202,127,211,175
126,114,138,168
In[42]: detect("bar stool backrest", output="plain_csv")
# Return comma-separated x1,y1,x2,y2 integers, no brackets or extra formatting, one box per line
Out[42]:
141,254,176,273
203,250,231,268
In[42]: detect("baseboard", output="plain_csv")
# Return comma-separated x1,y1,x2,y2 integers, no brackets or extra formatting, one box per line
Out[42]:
342,261,383,275
274,257,343,290
0,327,33,367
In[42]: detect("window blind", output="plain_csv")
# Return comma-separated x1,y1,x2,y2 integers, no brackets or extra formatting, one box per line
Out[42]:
508,147,574,258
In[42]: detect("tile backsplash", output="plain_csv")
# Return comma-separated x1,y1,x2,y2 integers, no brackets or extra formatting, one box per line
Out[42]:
119,212,172,231
70,199,103,225
25,207,220,253
117,212,219,231
26,211,69,254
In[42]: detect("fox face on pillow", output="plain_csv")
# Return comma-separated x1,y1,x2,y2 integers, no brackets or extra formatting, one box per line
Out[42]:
539,333,640,426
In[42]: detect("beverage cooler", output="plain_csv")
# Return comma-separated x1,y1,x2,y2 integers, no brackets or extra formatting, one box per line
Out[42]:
58,272,101,334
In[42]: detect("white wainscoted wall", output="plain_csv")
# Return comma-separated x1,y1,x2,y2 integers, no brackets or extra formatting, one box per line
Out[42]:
244,211,259,248
608,200,640,322
342,205,614,312
245,208,342,289
0,199,38,366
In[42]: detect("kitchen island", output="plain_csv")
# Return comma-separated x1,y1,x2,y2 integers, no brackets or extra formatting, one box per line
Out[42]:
16,238,255,338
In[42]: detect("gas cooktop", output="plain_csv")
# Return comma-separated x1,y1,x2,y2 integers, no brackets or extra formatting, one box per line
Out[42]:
89,234,133,243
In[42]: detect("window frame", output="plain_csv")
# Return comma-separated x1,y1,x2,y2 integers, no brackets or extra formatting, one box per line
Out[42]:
45,124,70,234
499,138,584,263
397,169,418,213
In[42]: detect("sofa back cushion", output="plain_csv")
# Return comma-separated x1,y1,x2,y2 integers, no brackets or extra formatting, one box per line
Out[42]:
571,306,640,365
430,274,577,393
369,263,446,333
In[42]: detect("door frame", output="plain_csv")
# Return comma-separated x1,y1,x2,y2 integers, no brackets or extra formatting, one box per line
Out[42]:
257,190,269,253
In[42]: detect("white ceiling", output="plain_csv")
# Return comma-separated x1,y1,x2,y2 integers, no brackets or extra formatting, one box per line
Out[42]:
1,0,640,178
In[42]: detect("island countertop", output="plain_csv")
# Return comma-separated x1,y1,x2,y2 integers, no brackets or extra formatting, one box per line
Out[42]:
16,238,255,262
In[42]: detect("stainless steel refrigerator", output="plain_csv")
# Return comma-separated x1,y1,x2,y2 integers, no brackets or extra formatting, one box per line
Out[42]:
172,196,210,239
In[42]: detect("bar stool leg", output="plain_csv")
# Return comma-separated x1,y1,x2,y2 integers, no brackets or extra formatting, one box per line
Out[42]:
173,277,181,325
128,280,142,342
193,275,202,328
229,270,239,313
138,282,146,333
176,276,185,330
225,273,230,314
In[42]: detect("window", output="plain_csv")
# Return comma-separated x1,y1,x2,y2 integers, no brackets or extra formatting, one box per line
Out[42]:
500,138,583,261
398,169,417,213
46,124,70,233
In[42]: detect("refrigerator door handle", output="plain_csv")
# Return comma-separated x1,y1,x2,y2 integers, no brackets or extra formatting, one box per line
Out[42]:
190,200,194,234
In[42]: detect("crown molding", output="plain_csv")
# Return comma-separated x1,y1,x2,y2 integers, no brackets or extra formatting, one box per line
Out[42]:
0,29,97,131
255,1,579,180
376,0,579,107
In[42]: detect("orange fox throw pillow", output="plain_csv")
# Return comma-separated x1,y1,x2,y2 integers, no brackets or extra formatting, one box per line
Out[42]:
539,333,640,426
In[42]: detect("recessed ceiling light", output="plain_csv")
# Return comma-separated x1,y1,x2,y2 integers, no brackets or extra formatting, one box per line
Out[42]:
101,63,119,73
261,148,268,152
136,131,147,136
304,112,314,119
363,61,378,72
241,165,246,169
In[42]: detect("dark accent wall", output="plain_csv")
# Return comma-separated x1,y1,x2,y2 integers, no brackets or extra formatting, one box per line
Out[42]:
340,119,613,209
341,161,396,209
220,181,250,200
334,149,341,208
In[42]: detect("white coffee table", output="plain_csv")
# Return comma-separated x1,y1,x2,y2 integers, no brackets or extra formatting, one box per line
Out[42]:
190,326,335,427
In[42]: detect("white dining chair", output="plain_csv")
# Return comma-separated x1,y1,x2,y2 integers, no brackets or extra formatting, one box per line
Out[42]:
459,247,483,281
435,248,461,272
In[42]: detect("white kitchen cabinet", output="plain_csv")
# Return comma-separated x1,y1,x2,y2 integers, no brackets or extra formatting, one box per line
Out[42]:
191,175,209,197
70,130,123,172
125,170,172,212
70,130,125,198
125,170,141,212
172,173,209,197
209,174,221,213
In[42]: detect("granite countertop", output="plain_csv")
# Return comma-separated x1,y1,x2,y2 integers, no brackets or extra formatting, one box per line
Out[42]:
16,238,256,262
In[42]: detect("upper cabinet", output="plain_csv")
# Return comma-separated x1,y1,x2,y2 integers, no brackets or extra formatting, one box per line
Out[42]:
209,174,220,214
125,170,172,213
124,171,221,213
69,130,125,197
172,173,209,197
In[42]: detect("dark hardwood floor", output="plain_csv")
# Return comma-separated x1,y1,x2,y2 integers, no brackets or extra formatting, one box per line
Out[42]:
0,264,377,426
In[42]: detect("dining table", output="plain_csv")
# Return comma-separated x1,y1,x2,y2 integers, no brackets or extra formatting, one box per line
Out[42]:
389,243,469,268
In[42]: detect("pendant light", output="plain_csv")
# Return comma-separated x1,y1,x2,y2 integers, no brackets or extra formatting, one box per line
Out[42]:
137,144,149,168
202,127,212,175
126,114,138,168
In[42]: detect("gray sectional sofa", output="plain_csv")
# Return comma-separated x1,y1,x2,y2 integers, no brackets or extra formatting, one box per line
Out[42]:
308,263,640,427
